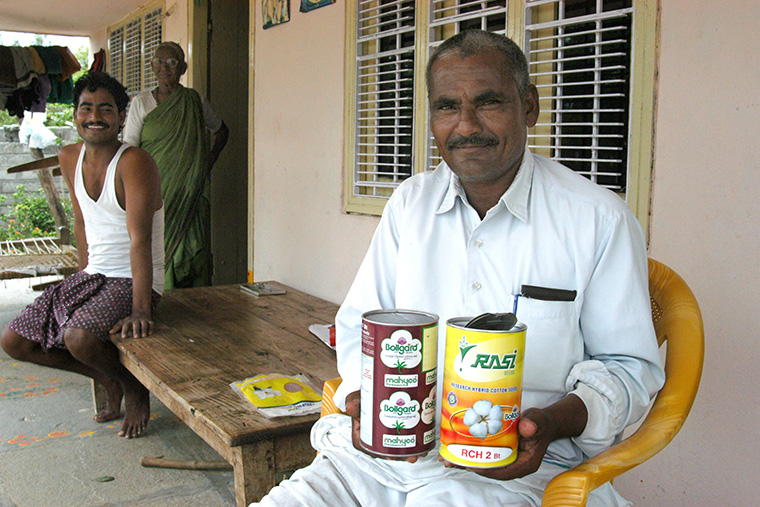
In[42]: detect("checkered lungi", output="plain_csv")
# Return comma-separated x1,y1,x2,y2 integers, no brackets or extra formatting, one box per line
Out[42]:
7,271,161,351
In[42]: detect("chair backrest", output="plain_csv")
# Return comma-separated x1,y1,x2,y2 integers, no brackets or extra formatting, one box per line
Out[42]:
542,258,705,505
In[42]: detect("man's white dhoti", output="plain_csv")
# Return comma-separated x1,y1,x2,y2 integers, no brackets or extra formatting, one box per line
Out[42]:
252,414,631,507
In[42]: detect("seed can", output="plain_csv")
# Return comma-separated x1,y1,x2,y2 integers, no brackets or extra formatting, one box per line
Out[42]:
360,309,438,457
439,317,526,468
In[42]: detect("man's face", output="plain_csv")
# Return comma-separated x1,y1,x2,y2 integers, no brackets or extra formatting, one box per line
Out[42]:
74,87,125,145
151,46,186,86
428,51,539,188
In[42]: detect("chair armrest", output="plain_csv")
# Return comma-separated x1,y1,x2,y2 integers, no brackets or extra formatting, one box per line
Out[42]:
320,377,345,417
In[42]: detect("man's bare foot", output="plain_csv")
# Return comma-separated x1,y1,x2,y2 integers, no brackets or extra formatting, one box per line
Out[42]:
118,384,150,438
93,379,123,423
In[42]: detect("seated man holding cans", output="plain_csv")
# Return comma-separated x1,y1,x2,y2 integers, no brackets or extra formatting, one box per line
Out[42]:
254,30,664,507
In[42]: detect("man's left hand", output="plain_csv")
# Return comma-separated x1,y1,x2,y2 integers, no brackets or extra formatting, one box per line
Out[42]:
440,394,587,481
110,311,154,339
450,408,555,480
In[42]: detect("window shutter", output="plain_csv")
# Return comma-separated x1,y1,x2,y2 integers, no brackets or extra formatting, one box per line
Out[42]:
124,18,143,97
525,0,634,192
426,1,509,171
351,0,417,199
108,26,124,83
143,8,163,92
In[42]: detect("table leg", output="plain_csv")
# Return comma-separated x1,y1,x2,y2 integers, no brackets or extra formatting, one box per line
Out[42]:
232,440,275,507
91,379,108,414
231,432,317,506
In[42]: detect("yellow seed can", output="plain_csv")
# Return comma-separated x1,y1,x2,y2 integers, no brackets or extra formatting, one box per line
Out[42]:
439,317,526,468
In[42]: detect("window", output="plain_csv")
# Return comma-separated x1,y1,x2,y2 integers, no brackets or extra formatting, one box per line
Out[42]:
108,2,164,97
525,0,633,192
346,1,416,212
344,1,657,235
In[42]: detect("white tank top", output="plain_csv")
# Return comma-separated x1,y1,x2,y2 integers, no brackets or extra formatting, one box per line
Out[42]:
75,143,165,294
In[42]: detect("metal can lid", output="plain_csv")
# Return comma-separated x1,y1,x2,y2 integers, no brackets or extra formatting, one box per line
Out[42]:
362,309,439,326
447,316,526,333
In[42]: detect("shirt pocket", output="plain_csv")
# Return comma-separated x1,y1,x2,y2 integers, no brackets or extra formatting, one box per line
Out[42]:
514,296,582,396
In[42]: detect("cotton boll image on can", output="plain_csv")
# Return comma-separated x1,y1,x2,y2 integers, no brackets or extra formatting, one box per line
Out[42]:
360,310,438,457
439,317,526,468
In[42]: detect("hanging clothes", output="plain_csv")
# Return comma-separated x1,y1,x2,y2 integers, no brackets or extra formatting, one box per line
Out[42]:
1,45,81,117
90,49,105,72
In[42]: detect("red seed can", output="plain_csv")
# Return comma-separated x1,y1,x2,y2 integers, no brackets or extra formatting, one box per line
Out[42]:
360,309,438,457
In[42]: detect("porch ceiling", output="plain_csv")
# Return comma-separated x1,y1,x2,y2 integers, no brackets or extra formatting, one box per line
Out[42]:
0,0,147,37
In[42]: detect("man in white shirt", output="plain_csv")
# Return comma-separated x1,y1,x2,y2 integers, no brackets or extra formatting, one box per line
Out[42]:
254,30,664,506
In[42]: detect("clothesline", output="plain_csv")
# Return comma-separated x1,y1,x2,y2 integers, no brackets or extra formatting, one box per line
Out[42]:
0,45,81,118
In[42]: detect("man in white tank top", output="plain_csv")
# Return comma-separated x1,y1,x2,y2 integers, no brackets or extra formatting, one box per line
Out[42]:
1,72,164,439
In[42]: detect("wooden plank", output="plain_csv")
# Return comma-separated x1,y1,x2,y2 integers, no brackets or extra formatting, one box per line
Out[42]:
6,153,60,173
30,148,71,245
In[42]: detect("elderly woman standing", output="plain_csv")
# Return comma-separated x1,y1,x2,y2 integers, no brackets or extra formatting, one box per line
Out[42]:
123,41,229,289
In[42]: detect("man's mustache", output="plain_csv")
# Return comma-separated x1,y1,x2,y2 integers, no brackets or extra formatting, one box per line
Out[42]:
446,134,499,150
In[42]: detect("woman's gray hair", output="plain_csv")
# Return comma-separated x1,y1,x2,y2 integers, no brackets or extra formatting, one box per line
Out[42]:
155,41,185,63
426,30,530,99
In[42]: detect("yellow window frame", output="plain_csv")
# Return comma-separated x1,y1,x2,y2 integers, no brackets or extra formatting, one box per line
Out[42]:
343,0,657,240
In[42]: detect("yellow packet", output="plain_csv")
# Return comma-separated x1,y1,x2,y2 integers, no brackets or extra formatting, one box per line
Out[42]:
230,373,322,418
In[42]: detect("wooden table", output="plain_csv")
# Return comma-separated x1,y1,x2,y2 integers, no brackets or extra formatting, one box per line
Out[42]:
106,282,339,506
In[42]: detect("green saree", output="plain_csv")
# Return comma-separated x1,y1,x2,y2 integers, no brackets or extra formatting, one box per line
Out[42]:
140,85,211,289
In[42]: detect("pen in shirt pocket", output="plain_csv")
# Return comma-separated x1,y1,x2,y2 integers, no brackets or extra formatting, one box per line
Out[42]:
512,285,578,314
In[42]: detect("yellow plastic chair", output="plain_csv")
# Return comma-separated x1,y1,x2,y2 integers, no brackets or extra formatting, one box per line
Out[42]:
320,258,704,506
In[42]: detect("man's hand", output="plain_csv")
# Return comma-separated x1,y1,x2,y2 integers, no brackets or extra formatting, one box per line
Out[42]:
110,310,154,339
345,390,426,463
441,394,587,480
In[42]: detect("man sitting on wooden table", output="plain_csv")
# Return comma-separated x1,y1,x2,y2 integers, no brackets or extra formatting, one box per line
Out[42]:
253,30,664,506
1,72,165,439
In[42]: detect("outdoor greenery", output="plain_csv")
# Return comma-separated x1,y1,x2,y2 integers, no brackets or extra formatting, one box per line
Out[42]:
0,185,73,242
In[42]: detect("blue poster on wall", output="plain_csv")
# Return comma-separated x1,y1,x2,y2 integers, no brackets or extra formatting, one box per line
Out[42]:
300,0,335,13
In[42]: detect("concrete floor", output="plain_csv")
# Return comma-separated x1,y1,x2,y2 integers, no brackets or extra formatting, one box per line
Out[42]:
0,277,236,507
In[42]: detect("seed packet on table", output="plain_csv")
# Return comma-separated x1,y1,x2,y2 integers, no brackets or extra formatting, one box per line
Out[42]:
230,373,322,418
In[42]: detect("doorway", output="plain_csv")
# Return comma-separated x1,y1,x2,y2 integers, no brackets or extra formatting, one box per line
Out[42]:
206,0,249,285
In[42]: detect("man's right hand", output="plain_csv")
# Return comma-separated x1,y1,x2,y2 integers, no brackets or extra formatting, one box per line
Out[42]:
345,390,425,463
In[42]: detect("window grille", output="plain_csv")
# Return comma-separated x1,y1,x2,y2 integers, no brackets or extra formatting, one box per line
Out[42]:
352,0,417,199
346,0,649,216
426,1,509,171
107,3,163,97
108,27,124,85
525,0,633,192
124,19,142,97
143,8,164,92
